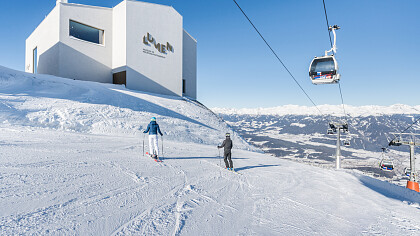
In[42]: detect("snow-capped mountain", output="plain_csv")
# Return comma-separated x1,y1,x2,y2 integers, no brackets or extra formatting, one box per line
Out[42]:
213,104,420,117
213,106,420,181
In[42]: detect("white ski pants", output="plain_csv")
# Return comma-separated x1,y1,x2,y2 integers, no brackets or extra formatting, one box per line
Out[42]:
148,135,159,156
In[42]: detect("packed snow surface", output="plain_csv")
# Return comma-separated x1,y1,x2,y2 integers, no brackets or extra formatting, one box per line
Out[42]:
1,66,419,235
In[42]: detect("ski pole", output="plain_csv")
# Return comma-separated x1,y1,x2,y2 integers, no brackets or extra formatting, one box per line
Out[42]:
218,146,223,177
161,135,164,160
218,146,221,167
142,133,145,157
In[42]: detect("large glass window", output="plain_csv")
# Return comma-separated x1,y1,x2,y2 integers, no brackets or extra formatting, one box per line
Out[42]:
69,20,104,45
33,47,37,74
310,57,335,74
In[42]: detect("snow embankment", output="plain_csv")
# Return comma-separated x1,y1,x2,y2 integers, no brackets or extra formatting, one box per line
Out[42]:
212,104,420,117
0,65,252,149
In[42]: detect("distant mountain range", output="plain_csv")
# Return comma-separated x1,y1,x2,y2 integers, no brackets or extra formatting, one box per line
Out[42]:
212,105,420,182
213,104,420,116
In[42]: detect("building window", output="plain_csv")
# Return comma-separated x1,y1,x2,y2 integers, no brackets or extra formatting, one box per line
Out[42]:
33,47,37,74
69,20,104,45
182,79,186,94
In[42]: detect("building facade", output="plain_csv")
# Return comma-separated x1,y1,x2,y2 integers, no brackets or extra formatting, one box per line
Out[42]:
26,0,197,99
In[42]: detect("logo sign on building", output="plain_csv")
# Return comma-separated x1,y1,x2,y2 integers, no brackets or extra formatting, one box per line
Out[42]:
143,33,173,58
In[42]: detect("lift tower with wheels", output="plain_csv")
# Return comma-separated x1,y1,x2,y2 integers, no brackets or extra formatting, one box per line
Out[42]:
328,123,348,169
389,133,419,192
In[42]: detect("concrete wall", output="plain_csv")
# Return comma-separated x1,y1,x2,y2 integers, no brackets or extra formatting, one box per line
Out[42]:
125,0,183,97
58,3,113,83
25,5,60,75
182,30,197,100
112,1,127,72
26,0,197,99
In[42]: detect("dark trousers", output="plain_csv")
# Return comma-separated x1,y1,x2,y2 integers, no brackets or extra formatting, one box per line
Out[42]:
224,152,233,168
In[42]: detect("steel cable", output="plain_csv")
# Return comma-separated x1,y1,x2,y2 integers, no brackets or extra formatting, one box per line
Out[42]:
233,0,325,118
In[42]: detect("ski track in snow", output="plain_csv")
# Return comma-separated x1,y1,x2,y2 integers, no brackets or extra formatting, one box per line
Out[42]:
2,123,420,235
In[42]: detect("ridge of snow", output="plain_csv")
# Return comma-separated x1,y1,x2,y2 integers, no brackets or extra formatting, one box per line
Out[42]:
212,104,420,117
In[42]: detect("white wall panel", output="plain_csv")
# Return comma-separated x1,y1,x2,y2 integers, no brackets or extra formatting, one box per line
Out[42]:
59,3,113,83
125,1,183,97
182,30,197,100
112,1,127,71
25,6,60,75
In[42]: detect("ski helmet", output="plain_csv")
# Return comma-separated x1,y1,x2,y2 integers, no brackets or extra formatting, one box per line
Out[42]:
225,133,231,137
151,117,156,121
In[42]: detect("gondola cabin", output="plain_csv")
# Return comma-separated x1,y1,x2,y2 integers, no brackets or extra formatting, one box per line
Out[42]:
343,140,350,146
404,167,411,177
309,55,340,85
379,159,394,171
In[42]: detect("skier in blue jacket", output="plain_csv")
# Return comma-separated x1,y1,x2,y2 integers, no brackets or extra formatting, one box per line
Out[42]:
143,117,163,159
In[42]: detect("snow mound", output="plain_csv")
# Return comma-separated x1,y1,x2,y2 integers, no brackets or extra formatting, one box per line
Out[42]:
0,65,253,149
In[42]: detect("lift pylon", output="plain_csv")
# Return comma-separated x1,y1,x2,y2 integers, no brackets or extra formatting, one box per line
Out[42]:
389,133,419,192
329,122,348,169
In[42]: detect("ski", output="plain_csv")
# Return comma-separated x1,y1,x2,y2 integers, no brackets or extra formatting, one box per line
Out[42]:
146,152,162,162
229,169,241,175
219,165,242,175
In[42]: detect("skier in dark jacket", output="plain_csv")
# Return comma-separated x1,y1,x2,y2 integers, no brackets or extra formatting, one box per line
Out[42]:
143,117,163,158
218,133,234,171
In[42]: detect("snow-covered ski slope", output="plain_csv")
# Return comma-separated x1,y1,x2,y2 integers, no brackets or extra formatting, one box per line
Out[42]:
0,66,250,148
0,66,419,235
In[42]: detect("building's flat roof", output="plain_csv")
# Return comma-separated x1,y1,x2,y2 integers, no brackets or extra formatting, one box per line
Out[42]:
61,2,112,10
125,0,181,17
61,0,180,16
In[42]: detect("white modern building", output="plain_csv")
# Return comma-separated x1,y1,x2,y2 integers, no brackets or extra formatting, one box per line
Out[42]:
26,0,197,99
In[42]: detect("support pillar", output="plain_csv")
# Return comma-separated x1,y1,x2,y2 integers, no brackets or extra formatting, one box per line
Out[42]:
336,127,341,169
407,143,419,192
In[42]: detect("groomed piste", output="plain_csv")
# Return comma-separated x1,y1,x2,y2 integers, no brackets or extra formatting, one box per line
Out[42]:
0,66,419,235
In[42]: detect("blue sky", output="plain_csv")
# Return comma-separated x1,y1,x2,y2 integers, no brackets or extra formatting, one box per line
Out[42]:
0,0,419,108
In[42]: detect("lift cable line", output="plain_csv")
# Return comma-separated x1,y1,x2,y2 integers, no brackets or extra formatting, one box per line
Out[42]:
384,106,420,150
338,83,348,119
318,0,378,165
321,0,348,122
387,116,420,147
233,0,398,163
322,0,334,51
232,0,325,118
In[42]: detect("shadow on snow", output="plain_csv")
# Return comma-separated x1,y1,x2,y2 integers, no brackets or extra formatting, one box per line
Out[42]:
235,164,281,172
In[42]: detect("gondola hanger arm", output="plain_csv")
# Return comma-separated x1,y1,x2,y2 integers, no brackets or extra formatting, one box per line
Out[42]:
325,25,340,56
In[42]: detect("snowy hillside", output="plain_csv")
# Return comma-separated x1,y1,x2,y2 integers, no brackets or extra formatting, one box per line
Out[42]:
0,66,250,149
1,66,419,235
